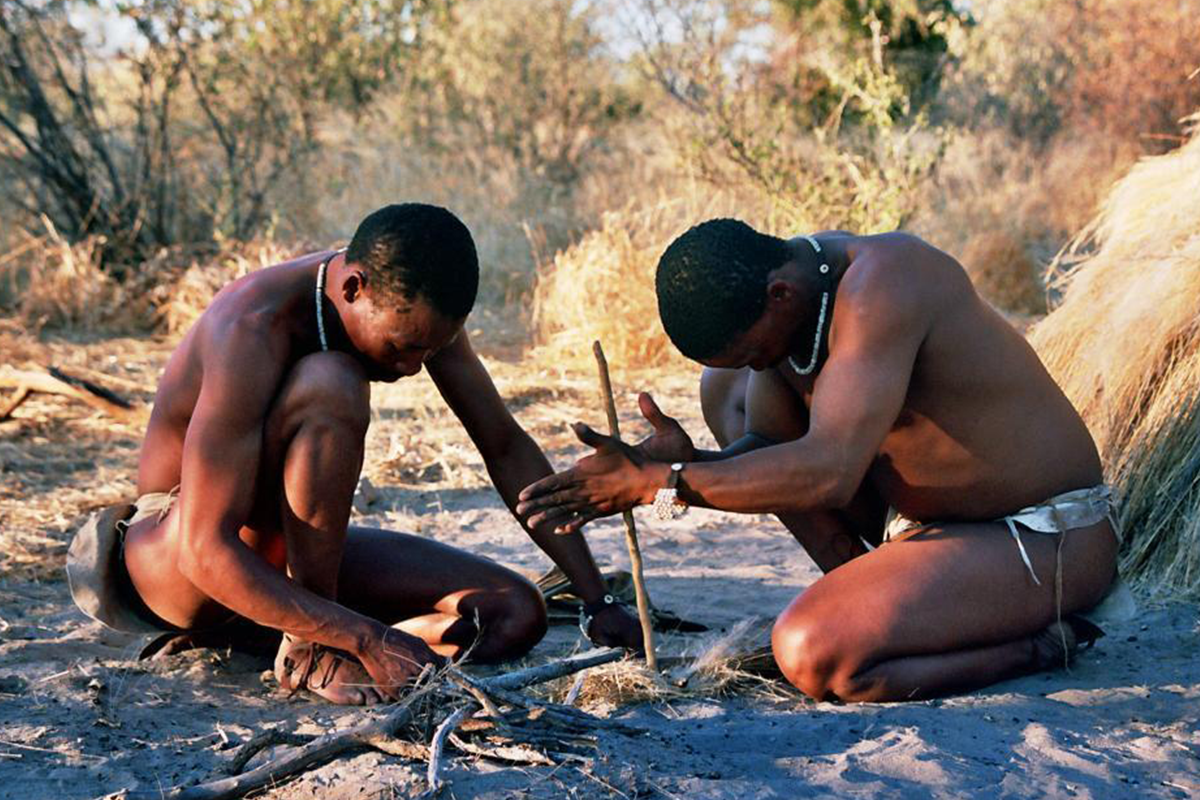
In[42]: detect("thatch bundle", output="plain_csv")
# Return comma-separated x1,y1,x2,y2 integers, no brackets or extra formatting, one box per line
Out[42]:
1029,120,1200,601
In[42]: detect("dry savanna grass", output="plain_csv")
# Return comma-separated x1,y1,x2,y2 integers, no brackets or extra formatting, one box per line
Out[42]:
528,188,811,374
544,618,795,712
529,197,709,373
1030,118,1200,601
0,220,134,332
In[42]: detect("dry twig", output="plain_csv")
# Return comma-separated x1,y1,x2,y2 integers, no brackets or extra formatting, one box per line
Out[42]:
593,340,658,670
96,648,627,800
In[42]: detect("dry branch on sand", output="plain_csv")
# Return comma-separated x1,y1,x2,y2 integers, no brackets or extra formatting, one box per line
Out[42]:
97,649,631,800
0,365,143,423
1030,117,1200,600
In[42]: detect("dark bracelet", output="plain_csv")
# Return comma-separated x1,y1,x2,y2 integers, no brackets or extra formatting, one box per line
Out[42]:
579,594,619,640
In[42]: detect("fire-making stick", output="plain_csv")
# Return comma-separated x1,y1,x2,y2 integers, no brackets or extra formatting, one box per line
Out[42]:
592,341,658,671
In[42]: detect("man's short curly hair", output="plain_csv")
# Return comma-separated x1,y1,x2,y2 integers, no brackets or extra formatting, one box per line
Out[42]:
347,203,479,318
655,218,792,360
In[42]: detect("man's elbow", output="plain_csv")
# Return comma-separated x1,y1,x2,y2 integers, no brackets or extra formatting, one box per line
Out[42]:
177,537,219,586
818,468,864,510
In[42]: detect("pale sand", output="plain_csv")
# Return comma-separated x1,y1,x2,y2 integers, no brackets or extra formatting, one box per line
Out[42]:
1,334,1197,799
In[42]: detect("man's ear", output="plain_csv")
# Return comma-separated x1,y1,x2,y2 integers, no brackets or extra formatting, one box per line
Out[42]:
766,277,795,305
341,270,368,304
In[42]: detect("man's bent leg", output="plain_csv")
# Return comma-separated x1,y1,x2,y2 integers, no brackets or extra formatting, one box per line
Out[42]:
771,518,1119,702
700,366,882,573
265,353,544,668
257,351,381,703
336,528,548,663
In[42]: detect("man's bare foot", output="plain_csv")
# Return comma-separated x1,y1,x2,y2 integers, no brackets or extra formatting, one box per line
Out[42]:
1030,615,1105,672
274,635,386,705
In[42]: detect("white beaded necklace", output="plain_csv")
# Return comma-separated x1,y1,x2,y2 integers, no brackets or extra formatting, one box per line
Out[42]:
315,254,332,352
786,234,831,376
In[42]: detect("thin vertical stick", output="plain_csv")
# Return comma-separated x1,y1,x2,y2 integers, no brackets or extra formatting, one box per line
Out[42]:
592,341,658,671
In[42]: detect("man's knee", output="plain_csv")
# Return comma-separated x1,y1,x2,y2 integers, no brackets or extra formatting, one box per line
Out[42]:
772,605,865,701
700,366,746,447
281,352,370,434
475,574,548,662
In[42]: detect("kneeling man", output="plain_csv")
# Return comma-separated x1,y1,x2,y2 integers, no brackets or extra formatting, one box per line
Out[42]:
68,203,640,705
518,220,1124,702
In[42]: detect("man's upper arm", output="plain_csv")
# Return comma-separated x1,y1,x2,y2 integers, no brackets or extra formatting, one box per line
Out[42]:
176,325,284,564
804,261,928,499
427,333,524,459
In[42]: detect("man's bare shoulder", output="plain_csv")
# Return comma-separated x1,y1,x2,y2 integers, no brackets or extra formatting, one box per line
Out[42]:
844,232,972,307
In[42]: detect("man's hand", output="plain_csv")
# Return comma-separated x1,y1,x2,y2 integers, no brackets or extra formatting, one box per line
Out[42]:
632,393,695,463
585,603,645,650
356,624,445,699
516,422,663,534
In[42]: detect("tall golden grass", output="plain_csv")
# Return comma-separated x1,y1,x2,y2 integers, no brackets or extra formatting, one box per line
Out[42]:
1030,118,1200,601
0,219,133,331
528,186,822,372
528,196,715,372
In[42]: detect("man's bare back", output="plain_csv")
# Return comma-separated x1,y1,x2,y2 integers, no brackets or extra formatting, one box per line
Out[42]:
517,222,1118,702
757,232,1103,523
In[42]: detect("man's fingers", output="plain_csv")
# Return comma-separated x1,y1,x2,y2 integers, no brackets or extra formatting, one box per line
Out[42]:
518,470,576,503
553,511,598,535
535,506,580,531
527,499,590,528
518,487,581,514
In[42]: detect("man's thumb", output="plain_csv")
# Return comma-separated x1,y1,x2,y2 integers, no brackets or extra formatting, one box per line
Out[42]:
638,392,669,430
572,422,610,449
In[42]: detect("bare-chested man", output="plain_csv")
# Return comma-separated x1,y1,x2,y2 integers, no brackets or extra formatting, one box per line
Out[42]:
67,203,641,705
517,219,1126,702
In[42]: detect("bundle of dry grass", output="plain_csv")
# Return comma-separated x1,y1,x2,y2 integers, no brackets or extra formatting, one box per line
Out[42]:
0,220,137,331
551,618,795,711
1029,119,1200,601
529,199,692,372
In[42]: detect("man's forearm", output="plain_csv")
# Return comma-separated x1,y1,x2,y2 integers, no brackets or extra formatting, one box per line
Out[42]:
646,438,848,515
691,432,779,462
180,537,379,653
484,432,610,602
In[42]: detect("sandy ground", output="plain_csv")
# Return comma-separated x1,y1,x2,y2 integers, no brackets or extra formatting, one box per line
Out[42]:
2,325,1199,800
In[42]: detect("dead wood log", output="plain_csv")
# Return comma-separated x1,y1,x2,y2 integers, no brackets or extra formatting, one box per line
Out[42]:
0,365,140,422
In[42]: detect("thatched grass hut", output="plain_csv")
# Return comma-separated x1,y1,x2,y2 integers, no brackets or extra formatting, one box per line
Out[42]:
1030,117,1200,601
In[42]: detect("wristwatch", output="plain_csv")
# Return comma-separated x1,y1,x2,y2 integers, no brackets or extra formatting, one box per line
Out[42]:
579,594,619,641
652,462,689,521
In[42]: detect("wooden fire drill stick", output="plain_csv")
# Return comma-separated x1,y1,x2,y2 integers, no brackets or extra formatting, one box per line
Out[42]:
592,341,658,671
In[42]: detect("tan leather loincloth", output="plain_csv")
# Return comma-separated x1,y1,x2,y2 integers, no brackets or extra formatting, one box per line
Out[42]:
66,489,180,634
882,485,1137,626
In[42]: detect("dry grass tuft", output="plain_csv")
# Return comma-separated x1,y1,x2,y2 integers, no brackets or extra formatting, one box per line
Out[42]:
0,220,141,331
529,199,697,373
562,657,684,710
528,188,769,373
550,618,795,711
668,617,794,700
1030,120,1200,601
958,230,1045,315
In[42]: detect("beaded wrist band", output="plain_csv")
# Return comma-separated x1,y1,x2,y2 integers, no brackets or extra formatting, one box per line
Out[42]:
652,462,689,521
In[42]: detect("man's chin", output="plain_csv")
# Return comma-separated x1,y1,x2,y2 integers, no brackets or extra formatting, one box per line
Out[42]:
370,368,408,383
